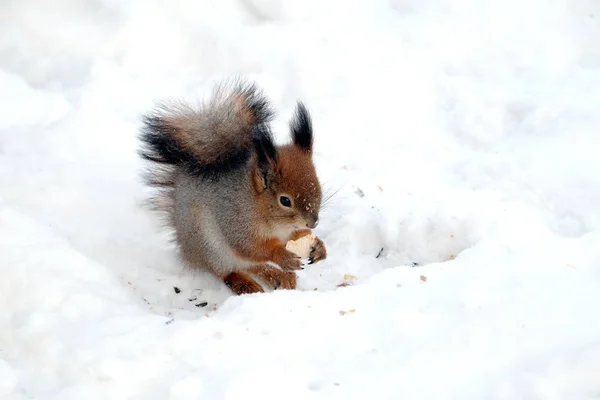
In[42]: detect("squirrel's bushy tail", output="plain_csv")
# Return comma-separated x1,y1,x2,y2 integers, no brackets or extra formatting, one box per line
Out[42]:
138,79,276,228
139,79,275,183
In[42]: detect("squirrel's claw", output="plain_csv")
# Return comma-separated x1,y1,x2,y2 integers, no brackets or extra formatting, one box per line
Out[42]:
308,237,327,265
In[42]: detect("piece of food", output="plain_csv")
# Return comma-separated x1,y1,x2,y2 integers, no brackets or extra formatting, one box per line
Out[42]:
286,233,316,259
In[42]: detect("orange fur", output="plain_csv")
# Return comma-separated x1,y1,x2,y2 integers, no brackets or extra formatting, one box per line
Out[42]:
248,264,297,290
289,229,313,241
234,238,302,271
224,272,264,295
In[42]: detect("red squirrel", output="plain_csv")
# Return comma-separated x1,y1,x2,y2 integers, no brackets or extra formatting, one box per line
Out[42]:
139,79,327,295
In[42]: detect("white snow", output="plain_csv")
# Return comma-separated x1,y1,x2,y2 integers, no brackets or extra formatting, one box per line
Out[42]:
2,0,600,398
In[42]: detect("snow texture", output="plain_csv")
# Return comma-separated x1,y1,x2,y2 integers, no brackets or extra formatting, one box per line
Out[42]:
2,0,600,398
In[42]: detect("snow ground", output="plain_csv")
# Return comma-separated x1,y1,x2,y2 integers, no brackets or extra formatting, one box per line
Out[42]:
1,0,600,398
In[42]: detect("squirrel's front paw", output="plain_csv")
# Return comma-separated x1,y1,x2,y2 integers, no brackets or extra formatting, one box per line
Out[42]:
308,236,327,264
273,247,303,271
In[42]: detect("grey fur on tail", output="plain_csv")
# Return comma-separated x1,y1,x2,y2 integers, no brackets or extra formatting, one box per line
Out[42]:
138,79,276,228
139,79,275,182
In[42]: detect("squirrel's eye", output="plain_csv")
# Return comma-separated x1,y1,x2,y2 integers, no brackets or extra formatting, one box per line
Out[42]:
279,196,292,207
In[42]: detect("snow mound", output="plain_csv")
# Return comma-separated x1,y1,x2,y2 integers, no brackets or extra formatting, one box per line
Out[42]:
1,0,600,398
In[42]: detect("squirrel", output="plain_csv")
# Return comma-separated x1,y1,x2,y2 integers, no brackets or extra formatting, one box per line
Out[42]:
138,79,327,295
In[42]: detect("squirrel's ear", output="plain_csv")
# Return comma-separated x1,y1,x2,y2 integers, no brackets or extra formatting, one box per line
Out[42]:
290,101,313,153
252,124,278,191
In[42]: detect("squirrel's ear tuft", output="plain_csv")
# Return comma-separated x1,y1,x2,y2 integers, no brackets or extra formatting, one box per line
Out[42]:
290,101,313,153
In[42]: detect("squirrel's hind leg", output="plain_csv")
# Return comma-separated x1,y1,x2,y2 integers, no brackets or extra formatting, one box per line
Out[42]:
248,264,297,290
223,272,265,295
223,265,297,295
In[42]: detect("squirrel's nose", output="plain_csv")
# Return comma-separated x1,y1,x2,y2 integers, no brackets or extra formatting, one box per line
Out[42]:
306,217,319,229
